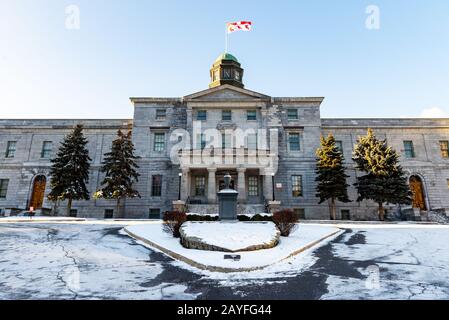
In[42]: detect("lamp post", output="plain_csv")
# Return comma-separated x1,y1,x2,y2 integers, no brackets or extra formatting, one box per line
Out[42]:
271,172,275,201
178,172,182,201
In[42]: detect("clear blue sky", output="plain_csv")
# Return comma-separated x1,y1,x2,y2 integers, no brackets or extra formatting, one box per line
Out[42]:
1,0,448,119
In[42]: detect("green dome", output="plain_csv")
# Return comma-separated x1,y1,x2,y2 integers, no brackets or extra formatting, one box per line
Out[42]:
215,52,238,63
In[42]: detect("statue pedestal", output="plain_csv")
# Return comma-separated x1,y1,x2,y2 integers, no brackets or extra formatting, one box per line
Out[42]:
217,173,239,220
268,201,281,214
172,200,186,213
218,190,238,220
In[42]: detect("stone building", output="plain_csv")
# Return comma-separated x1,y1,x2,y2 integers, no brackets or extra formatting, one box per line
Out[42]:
1,53,449,219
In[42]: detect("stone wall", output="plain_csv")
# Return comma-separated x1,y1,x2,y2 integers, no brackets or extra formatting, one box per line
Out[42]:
320,118,449,219
0,119,132,218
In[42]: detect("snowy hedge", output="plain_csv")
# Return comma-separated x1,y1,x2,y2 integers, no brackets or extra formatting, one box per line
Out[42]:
186,213,273,222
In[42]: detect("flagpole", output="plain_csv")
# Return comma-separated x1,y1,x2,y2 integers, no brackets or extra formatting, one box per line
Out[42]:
225,23,228,53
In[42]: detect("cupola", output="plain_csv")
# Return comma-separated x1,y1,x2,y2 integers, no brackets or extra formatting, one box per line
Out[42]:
209,53,244,88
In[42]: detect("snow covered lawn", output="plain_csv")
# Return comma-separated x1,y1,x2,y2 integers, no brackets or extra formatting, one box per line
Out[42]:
180,221,280,252
0,216,86,223
124,222,341,272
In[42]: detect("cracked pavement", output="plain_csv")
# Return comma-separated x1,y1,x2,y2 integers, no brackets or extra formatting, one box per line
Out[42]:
0,222,449,300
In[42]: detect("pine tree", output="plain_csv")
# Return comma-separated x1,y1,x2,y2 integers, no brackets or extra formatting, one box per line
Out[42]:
315,134,351,220
94,130,140,218
352,129,412,221
48,124,91,216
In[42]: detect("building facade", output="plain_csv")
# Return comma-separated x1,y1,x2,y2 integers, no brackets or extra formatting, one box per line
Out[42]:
1,54,449,219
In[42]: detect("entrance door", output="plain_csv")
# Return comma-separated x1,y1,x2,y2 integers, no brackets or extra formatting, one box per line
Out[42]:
30,175,46,210
409,175,427,210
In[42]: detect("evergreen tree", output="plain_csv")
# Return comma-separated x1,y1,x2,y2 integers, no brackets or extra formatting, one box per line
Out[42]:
315,134,351,220
94,130,140,218
48,124,91,216
352,129,412,221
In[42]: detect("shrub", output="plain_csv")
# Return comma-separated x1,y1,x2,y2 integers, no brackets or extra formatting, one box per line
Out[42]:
186,214,219,222
237,214,273,222
272,209,299,237
237,215,251,221
251,214,273,222
162,211,187,238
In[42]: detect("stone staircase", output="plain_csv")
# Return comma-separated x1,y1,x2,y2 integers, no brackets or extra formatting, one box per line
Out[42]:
187,204,267,215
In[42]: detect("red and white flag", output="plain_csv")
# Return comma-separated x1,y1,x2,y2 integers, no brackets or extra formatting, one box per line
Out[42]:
227,21,252,33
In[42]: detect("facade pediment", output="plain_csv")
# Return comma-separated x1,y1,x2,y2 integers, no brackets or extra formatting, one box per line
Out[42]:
184,85,270,102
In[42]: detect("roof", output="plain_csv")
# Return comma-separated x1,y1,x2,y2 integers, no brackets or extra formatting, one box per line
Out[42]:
215,52,238,63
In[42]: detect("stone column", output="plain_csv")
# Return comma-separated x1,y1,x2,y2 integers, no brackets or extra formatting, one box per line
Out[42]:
207,168,217,204
237,167,246,203
262,169,281,213
180,168,190,201
262,170,273,201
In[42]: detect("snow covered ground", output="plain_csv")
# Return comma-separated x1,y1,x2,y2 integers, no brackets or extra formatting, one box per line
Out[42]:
321,225,449,300
1,221,449,299
180,221,280,252
0,223,197,300
125,223,340,271
0,216,86,223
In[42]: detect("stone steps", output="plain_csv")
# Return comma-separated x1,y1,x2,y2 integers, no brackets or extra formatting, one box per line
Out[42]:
187,204,266,215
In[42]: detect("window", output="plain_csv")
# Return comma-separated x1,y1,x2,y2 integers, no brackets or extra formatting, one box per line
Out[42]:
223,68,232,79
403,141,415,158
288,133,300,151
151,175,162,197
222,110,232,121
149,208,161,219
234,70,240,81
153,133,165,152
197,134,206,150
197,110,207,121
104,209,114,219
287,109,298,120
294,208,306,219
440,141,449,158
335,141,343,154
222,133,232,149
248,176,259,196
247,110,257,121
41,141,53,159
5,141,16,158
156,109,166,120
292,175,303,197
0,179,9,198
246,134,257,150
69,209,77,217
341,210,351,220
195,176,206,196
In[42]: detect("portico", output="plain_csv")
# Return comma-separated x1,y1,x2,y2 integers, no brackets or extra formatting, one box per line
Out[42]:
179,166,273,207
